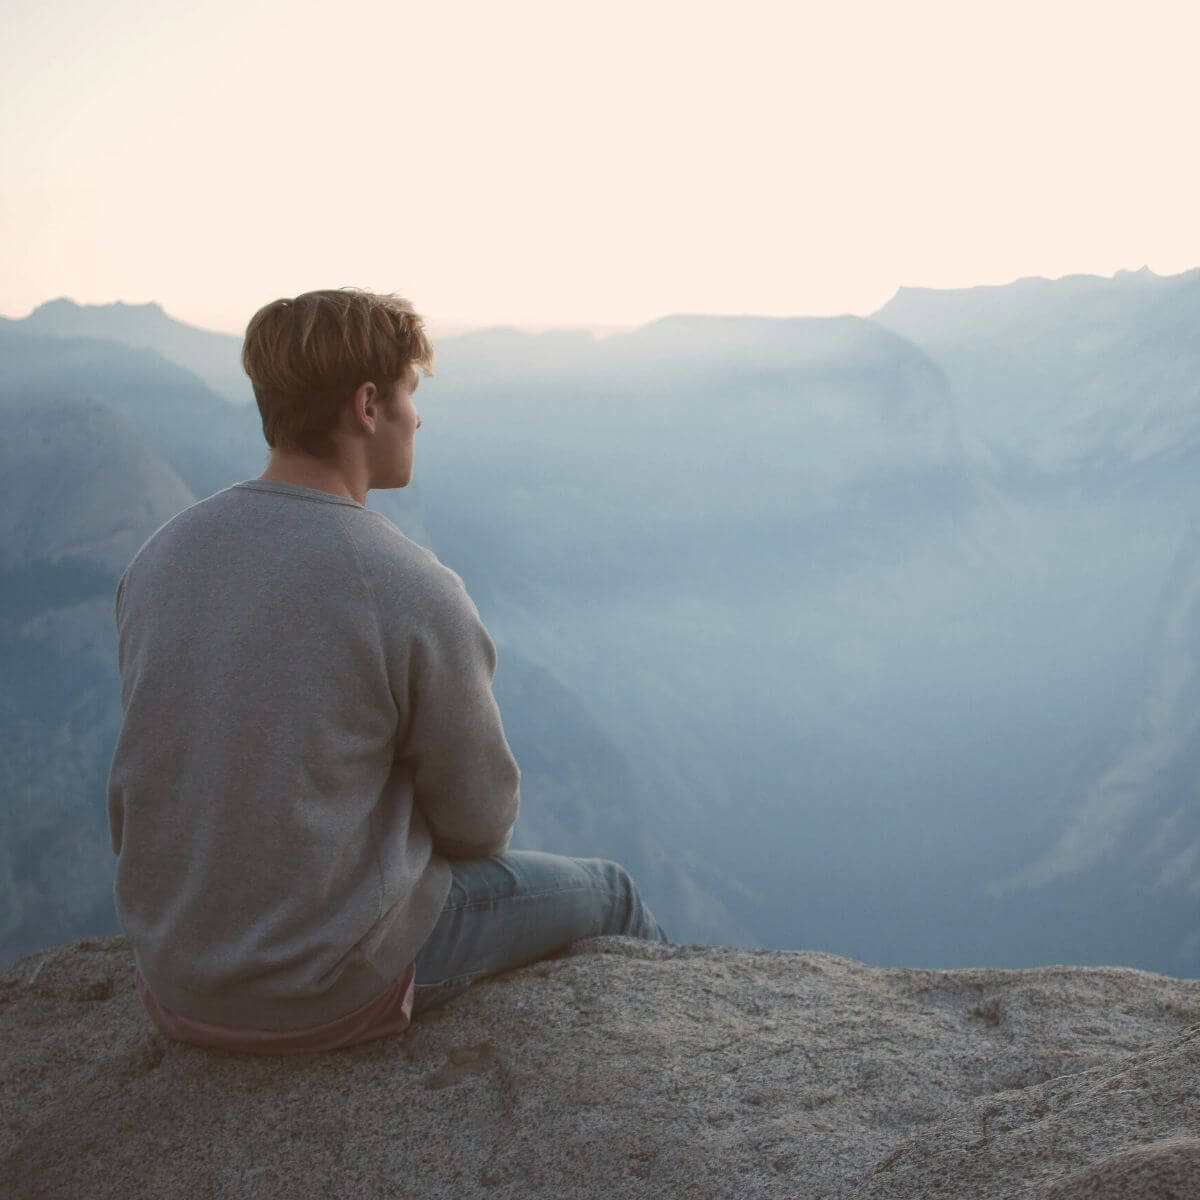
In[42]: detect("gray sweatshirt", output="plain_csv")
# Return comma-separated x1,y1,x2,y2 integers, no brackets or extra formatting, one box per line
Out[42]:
107,479,520,1029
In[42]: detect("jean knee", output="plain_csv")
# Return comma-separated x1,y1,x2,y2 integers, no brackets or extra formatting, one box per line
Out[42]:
585,858,646,931
590,857,635,895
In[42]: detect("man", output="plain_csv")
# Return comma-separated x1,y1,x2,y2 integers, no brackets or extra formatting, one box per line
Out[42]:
107,288,667,1054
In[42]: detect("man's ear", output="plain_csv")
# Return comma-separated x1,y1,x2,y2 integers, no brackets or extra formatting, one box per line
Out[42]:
351,381,378,433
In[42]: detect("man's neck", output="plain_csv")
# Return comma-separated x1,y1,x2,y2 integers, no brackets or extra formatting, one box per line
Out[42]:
259,450,366,506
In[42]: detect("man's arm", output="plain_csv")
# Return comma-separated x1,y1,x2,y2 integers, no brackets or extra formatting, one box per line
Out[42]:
108,570,129,855
398,563,520,858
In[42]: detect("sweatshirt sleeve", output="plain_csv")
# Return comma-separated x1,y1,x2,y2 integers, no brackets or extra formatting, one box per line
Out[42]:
108,570,128,855
394,558,521,859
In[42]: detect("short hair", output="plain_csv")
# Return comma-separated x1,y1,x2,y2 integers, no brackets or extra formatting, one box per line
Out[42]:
241,288,435,460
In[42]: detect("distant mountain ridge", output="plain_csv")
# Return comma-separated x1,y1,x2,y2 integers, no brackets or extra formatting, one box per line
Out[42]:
4,298,250,406
873,266,1200,481
876,265,1194,340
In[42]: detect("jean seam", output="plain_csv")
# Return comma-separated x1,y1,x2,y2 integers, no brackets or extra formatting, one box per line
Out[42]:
443,884,629,913
415,973,477,991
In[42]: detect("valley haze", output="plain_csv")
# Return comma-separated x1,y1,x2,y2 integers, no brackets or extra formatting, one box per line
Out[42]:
1,265,1198,982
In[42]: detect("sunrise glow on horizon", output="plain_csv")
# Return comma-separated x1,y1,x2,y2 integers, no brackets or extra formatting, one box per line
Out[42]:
3,0,1199,335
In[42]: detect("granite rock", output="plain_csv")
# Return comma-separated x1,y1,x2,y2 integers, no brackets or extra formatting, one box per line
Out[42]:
2,936,1198,1199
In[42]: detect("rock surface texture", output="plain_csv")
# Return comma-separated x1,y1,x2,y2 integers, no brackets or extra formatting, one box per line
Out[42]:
2,936,1198,1199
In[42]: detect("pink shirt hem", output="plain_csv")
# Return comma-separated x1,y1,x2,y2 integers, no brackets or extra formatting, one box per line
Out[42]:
133,964,415,1054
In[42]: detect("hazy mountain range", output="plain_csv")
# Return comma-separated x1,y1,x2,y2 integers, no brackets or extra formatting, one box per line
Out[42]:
875,265,1200,484
2,269,1198,974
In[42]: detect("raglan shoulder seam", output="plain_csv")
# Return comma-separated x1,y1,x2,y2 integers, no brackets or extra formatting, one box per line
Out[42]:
329,508,389,925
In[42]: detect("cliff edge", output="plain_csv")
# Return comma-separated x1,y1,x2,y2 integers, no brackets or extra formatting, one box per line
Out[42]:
2,936,1198,1198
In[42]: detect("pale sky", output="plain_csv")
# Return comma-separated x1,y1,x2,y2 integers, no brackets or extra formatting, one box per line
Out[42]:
2,0,1198,334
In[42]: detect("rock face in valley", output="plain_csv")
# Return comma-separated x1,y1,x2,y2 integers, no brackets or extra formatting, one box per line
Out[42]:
498,655,756,946
0,397,197,967
2,935,1197,1199
0,394,195,575
0,323,263,502
989,519,1200,970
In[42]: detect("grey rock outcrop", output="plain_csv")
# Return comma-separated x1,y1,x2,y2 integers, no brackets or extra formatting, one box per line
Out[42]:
0,395,196,967
2,936,1197,1198
0,394,194,576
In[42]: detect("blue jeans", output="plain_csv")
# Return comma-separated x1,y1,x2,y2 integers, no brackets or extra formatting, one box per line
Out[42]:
411,851,669,1013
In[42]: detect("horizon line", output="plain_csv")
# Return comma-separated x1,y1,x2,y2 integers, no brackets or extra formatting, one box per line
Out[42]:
3,262,1197,339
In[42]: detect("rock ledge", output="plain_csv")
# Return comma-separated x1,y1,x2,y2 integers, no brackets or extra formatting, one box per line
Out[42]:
2,936,1198,1198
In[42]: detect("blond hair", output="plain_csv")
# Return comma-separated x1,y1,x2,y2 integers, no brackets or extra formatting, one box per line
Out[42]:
241,288,435,460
